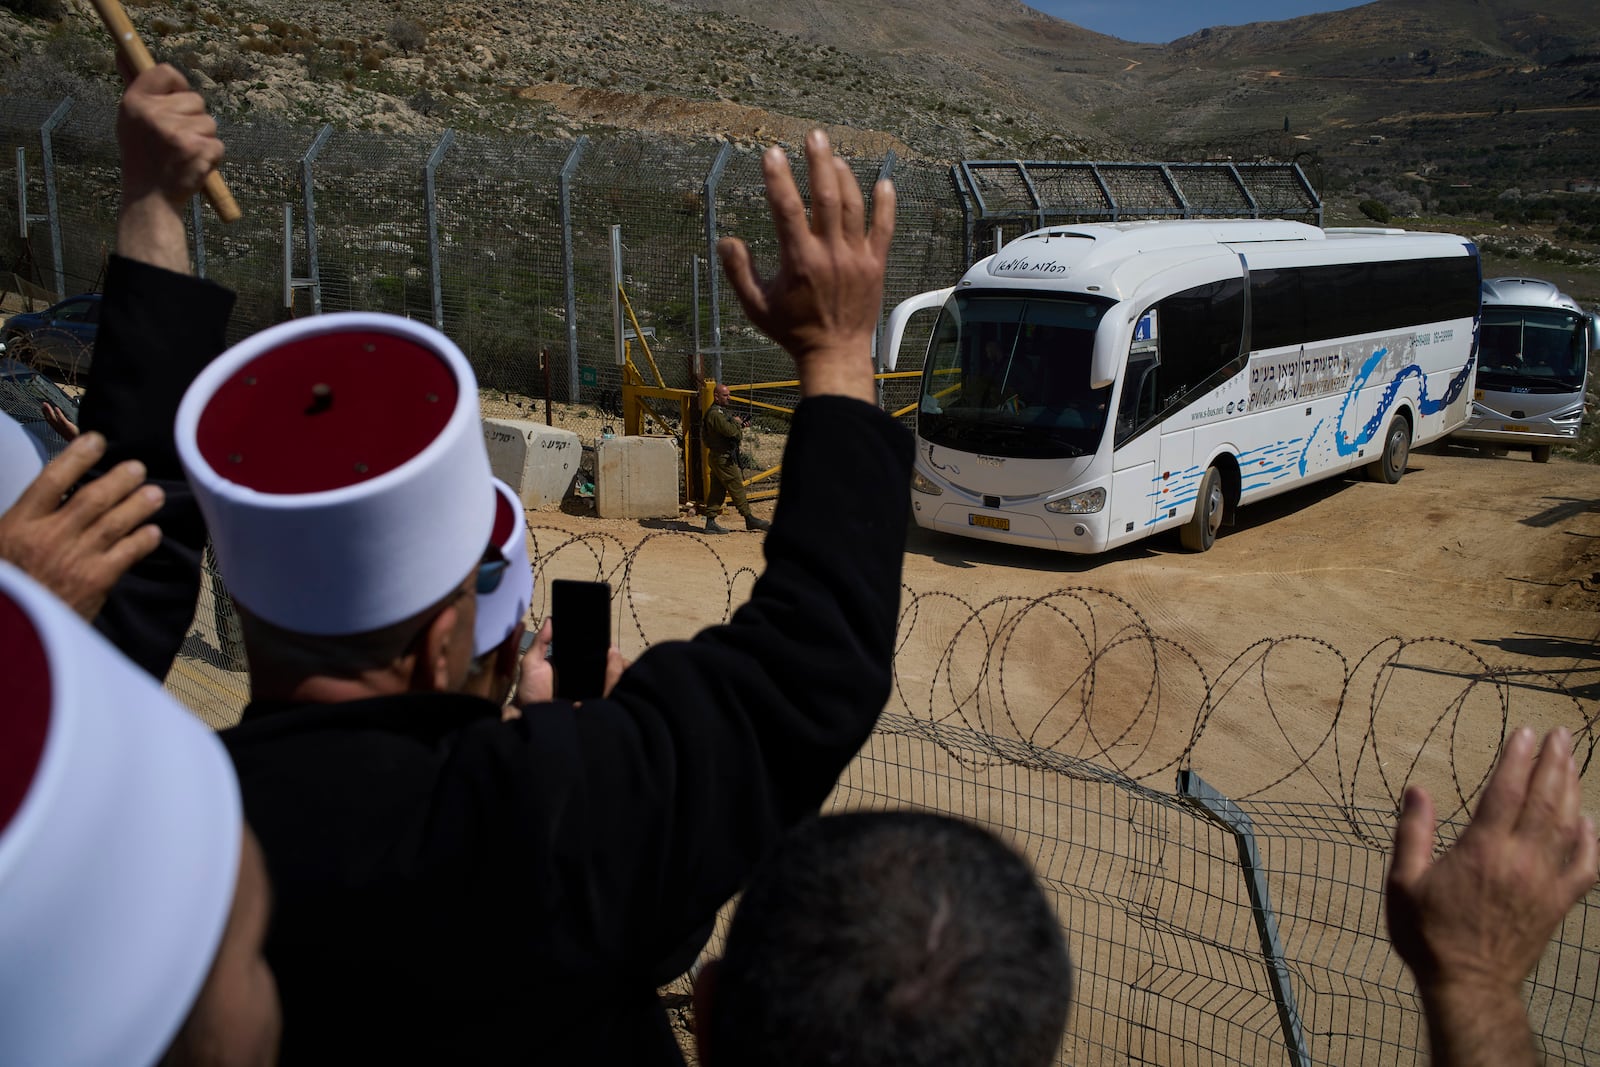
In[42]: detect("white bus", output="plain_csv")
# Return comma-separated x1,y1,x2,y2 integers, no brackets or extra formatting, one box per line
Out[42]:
885,219,1481,553
1451,276,1597,463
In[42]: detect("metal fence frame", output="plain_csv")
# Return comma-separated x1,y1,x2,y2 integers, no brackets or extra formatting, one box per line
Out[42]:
2,98,1323,417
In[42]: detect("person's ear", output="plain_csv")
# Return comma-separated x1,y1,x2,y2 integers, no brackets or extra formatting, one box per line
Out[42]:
416,603,459,692
692,958,720,1066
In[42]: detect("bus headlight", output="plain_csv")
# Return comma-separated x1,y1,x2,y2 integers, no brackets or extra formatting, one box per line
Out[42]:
911,470,943,496
1045,488,1105,514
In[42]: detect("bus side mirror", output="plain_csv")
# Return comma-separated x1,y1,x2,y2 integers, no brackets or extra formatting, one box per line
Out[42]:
1090,308,1124,390
882,288,953,371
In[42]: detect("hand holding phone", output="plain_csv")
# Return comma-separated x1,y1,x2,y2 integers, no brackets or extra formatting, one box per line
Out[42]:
548,580,612,700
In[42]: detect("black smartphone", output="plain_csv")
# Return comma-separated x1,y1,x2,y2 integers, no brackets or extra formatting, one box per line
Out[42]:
549,579,611,700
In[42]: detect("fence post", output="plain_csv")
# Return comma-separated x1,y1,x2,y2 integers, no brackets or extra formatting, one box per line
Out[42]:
611,224,624,369
39,97,73,300
300,124,332,315
423,129,455,332
703,142,733,385
691,254,701,360
1088,164,1119,222
1227,163,1261,220
874,151,897,409
1289,161,1323,227
1177,770,1312,1067
951,163,973,267
190,195,207,279
559,136,588,403
17,147,44,242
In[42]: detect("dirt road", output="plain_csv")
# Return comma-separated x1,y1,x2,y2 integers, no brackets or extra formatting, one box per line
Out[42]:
521,441,1600,818
169,437,1600,817
159,434,1599,1065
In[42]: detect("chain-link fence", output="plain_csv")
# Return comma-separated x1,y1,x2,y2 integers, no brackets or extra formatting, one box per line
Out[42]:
818,714,1598,1066
2,96,1319,427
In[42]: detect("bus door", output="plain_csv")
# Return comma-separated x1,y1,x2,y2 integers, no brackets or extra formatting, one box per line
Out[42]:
1110,309,1160,539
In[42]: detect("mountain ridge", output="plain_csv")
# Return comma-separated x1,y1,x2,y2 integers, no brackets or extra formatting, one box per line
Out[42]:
0,0,1595,176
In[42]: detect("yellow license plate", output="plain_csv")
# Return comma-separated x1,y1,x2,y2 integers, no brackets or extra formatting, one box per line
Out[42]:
1503,422,1530,433
969,513,1009,531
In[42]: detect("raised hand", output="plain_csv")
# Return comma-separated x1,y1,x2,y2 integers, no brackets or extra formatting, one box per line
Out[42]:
717,130,895,404
116,61,225,272
0,432,164,620
1386,726,1598,1066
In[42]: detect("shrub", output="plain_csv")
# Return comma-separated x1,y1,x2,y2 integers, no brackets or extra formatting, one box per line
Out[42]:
1358,199,1392,224
388,18,426,55
207,53,253,86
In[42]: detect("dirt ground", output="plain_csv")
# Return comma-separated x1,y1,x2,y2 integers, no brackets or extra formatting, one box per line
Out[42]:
519,438,1600,815
522,436,1600,1065
159,433,1600,1064
167,427,1600,814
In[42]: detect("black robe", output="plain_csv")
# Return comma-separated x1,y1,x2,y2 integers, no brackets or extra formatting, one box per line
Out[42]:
79,254,234,678
224,395,914,1063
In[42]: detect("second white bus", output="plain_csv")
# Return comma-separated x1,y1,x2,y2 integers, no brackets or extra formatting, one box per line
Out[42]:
1451,276,1596,463
885,219,1481,553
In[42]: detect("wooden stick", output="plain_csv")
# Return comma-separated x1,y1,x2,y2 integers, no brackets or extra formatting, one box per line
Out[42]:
88,0,241,223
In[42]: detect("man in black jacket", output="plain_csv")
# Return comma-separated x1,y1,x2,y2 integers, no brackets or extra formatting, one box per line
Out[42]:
184,129,905,1063
0,62,233,679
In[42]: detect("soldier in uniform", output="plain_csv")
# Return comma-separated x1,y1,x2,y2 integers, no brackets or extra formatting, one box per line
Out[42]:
702,382,772,534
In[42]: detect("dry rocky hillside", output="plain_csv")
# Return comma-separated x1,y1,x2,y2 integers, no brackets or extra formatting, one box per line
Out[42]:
3,0,1596,167
0,0,1122,160
3,0,1599,304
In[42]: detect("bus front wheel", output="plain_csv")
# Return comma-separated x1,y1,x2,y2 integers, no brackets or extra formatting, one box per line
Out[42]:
1180,466,1224,552
1531,445,1552,464
1366,417,1410,484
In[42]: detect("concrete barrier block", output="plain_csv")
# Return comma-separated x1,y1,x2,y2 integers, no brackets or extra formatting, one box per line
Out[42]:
481,419,583,508
596,436,680,519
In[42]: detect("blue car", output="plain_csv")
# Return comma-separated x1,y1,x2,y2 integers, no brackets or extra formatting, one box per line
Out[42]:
1,293,100,377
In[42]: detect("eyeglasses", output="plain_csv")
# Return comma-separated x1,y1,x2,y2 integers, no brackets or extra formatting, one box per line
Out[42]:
475,557,509,596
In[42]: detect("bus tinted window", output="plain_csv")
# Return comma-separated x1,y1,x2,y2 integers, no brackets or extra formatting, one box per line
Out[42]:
1249,255,1478,350
1478,308,1587,392
1161,277,1246,403
1116,278,1245,445
1249,269,1304,352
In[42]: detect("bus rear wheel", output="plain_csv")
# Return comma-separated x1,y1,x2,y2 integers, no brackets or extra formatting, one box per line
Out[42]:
1366,417,1410,484
1531,445,1552,464
1180,465,1224,552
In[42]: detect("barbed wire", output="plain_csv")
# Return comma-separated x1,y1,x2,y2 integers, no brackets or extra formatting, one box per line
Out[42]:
155,523,1599,1065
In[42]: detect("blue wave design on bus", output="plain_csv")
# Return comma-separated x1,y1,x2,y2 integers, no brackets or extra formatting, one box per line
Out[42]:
1239,439,1304,491
1144,467,1201,507
1290,341,1475,475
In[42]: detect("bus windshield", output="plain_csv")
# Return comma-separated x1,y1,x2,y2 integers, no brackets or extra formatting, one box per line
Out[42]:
917,292,1114,459
1477,308,1587,393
